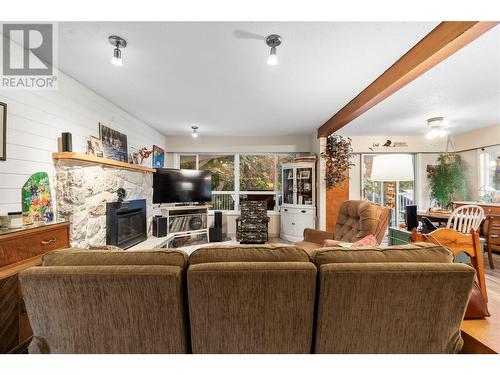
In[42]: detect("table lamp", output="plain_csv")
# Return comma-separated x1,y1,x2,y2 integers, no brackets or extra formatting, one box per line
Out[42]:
370,154,414,209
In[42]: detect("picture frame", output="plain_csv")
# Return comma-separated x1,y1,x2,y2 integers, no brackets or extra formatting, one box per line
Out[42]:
303,182,311,192
298,170,310,180
152,145,165,168
0,102,6,161
87,136,104,157
99,123,128,162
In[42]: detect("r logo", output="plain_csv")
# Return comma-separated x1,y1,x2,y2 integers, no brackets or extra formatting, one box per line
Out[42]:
2,24,53,76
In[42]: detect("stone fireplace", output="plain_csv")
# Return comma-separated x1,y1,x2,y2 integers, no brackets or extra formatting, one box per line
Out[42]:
54,158,153,248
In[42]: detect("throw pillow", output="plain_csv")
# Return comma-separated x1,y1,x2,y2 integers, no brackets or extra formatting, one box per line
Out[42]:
351,233,378,248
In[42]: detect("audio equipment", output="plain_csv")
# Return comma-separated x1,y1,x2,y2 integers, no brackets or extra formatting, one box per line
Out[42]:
61,132,72,152
405,205,418,232
153,216,168,237
209,211,223,242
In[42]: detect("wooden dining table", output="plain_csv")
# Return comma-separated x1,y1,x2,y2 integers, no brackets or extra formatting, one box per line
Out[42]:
417,210,452,225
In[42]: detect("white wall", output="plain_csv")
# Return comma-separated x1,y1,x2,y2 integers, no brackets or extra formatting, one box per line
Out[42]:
451,124,500,152
165,134,312,153
0,71,167,215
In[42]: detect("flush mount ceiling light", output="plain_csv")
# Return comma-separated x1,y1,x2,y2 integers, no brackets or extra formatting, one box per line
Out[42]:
426,117,449,139
191,126,199,138
265,34,282,66
109,35,127,66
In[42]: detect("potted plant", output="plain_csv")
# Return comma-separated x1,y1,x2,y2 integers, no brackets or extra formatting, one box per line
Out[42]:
321,135,354,188
427,153,466,208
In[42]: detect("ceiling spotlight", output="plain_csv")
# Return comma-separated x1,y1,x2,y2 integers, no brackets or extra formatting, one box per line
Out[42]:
265,34,282,66
191,126,199,138
426,117,449,139
109,35,127,66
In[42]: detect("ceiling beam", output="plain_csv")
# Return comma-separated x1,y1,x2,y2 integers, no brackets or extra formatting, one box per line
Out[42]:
317,21,499,138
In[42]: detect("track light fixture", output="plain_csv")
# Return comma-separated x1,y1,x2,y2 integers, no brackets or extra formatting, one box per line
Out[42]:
265,34,282,65
109,35,127,66
191,126,199,138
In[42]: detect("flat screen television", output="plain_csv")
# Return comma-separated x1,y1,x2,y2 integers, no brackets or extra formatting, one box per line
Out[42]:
153,168,212,204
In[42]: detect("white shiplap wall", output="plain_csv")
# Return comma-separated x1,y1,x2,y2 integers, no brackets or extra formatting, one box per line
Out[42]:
0,71,167,215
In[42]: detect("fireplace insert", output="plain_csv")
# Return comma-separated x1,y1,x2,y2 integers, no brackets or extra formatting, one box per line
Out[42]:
106,199,147,249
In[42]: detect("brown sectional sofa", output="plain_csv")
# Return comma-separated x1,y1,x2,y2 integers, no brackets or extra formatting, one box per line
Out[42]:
19,243,475,354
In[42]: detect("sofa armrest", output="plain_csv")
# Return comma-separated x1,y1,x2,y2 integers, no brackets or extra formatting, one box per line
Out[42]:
303,228,333,244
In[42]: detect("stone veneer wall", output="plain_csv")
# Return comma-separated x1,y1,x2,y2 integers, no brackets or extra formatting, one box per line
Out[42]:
55,160,153,248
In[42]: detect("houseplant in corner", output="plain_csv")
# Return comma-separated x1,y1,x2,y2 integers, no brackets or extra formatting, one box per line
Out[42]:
320,134,354,188
427,153,466,208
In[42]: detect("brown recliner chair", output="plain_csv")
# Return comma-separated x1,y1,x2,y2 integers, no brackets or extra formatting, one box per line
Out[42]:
295,200,390,254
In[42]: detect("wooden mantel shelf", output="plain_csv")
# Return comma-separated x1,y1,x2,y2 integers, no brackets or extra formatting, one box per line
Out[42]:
52,152,156,173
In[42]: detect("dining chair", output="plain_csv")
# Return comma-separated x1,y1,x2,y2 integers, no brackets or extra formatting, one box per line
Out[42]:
411,227,487,303
485,215,499,270
446,205,485,234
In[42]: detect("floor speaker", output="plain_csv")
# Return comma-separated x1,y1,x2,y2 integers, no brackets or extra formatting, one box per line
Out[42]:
209,211,222,242
153,216,168,237
405,205,418,232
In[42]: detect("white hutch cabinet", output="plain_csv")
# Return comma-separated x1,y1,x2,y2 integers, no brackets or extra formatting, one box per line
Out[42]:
280,161,316,242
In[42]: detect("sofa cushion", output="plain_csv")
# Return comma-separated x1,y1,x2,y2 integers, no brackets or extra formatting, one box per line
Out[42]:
294,241,324,255
188,261,317,353
313,242,453,266
189,244,310,265
314,262,474,353
42,249,187,269
20,265,188,353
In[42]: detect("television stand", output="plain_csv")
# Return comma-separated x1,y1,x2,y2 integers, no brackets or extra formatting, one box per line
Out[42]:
157,204,209,248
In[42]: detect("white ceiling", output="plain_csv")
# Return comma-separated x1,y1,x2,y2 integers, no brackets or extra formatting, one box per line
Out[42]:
339,24,500,136
58,22,439,137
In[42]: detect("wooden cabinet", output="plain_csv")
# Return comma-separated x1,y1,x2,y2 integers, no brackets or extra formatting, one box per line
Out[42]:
0,221,70,353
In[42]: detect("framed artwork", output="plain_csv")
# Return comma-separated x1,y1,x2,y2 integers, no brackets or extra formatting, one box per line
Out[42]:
152,145,165,168
303,182,311,192
0,102,6,161
87,136,104,157
99,123,128,162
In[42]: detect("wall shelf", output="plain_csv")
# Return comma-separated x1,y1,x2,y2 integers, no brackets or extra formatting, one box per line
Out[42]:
52,152,156,173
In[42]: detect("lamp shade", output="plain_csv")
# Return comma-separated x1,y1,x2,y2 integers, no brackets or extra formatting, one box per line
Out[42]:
370,154,414,181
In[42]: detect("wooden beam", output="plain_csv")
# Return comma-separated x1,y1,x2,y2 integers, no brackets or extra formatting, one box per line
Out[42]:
317,21,499,138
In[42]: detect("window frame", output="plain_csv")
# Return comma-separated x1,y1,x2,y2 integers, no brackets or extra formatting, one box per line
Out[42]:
174,152,297,213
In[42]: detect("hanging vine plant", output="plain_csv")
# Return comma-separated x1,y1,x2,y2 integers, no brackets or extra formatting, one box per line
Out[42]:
321,134,354,188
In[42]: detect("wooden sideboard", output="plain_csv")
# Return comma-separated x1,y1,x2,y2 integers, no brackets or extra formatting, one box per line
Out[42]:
0,221,70,353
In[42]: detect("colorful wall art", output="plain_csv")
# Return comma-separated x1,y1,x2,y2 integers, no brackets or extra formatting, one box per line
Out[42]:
152,145,165,168
22,172,54,223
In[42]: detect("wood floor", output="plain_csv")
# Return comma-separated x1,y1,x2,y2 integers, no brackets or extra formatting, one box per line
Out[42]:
484,253,499,305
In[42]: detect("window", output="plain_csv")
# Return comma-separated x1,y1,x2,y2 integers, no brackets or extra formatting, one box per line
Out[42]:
479,145,500,200
199,155,235,191
175,152,300,211
361,154,415,226
239,155,276,191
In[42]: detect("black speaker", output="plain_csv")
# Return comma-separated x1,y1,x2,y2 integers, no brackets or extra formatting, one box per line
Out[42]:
209,211,222,242
61,132,72,152
214,211,222,228
153,216,168,237
405,205,418,231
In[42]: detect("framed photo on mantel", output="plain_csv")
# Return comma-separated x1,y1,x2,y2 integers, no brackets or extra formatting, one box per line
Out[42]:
99,123,128,162
0,102,6,161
